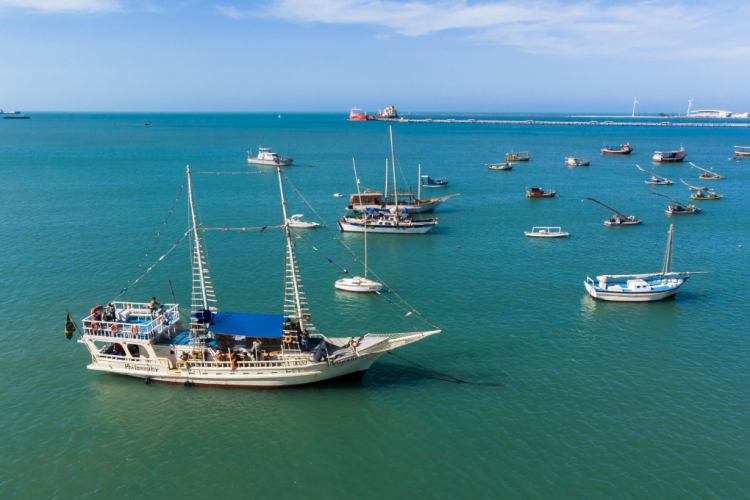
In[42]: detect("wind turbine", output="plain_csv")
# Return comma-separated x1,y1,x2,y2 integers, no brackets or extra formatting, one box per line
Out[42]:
632,97,638,117
687,98,693,116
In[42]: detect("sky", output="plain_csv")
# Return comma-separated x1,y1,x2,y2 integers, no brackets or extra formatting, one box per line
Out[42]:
0,0,748,113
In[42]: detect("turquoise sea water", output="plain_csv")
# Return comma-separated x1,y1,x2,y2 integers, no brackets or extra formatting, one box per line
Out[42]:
1,113,749,498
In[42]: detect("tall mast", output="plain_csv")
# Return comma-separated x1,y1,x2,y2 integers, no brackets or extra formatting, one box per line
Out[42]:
187,165,208,311
390,125,397,208
661,224,674,275
384,158,389,200
352,158,367,279
417,163,421,200
277,166,306,331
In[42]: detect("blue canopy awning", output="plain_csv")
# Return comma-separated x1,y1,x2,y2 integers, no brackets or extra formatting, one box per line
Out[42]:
207,312,286,338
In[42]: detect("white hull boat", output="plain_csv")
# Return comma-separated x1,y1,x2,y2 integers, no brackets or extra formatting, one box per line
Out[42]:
525,226,569,238
247,147,292,166
287,214,319,228
337,215,436,234
335,277,382,293
76,165,439,388
583,224,703,302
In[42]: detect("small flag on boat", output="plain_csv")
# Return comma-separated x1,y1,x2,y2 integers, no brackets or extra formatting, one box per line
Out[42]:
65,313,77,340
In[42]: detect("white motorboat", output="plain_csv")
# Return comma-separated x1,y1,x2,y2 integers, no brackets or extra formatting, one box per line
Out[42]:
75,165,439,388
247,146,293,166
565,156,591,167
583,224,705,302
524,227,569,238
287,214,319,228
333,193,345,197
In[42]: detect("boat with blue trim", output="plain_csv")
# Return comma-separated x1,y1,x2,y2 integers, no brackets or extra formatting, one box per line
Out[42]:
584,224,702,302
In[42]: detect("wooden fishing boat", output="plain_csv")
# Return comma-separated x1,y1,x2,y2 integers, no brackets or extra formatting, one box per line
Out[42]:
565,156,591,167
690,162,724,180
421,175,449,187
524,227,569,238
653,147,686,163
637,164,673,185
526,186,557,198
601,143,633,155
587,198,641,225
652,192,701,215
681,179,723,200
488,163,512,170
734,146,750,157
584,225,705,302
506,151,530,162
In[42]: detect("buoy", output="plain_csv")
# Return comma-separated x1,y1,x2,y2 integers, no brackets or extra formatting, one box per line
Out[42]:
145,378,151,385
457,245,461,248
740,245,743,249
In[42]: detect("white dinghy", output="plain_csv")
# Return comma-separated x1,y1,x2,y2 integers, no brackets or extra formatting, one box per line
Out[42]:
524,227,569,238
287,214,319,228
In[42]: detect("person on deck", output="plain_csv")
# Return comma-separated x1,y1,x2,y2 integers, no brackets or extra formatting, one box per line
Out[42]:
105,303,116,321
149,297,160,318
250,340,260,361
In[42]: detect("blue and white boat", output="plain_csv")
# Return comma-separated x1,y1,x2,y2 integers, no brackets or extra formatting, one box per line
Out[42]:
584,224,703,302
421,175,449,188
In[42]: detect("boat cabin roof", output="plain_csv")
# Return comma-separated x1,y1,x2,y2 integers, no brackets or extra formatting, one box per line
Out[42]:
207,312,287,338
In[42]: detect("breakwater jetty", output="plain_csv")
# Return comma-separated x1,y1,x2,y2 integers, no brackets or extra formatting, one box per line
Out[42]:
374,118,750,128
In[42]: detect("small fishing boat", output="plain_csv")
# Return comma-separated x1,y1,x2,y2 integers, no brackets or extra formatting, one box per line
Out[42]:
421,175,449,188
287,214,319,228
506,151,530,162
526,186,557,198
587,198,641,225
336,159,383,293
565,156,591,166
636,164,673,185
584,225,704,302
652,193,701,215
601,143,633,155
690,162,724,180
247,146,293,166
653,147,686,163
735,146,750,157
681,179,724,200
488,163,512,170
524,227,569,238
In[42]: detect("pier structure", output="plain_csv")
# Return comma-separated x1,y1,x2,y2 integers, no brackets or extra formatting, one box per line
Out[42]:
373,118,750,128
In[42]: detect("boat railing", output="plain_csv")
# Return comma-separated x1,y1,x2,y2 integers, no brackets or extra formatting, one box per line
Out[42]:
96,353,173,368
178,359,309,369
82,302,179,341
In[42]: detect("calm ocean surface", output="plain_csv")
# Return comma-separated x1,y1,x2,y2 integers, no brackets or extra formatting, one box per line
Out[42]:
1,113,749,499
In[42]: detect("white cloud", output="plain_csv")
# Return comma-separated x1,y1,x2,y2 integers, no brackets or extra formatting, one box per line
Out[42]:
0,0,122,12
213,0,750,58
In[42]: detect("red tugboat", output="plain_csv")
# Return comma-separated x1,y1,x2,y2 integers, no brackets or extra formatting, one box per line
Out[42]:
349,107,368,121
601,143,633,155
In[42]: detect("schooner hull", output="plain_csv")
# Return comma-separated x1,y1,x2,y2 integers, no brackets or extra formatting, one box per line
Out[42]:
86,353,382,388
337,220,435,234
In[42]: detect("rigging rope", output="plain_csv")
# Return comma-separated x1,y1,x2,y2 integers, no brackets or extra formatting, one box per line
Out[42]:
282,172,440,330
193,171,273,175
385,352,501,386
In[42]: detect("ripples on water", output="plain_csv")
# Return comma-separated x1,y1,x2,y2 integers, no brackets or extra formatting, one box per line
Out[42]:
0,114,748,498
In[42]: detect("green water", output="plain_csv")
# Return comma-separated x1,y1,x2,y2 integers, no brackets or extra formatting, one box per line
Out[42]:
1,113,749,498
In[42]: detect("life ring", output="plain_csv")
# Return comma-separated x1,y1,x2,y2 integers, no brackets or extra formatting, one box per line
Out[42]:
110,324,119,334
130,325,139,335
90,322,99,331
283,334,292,344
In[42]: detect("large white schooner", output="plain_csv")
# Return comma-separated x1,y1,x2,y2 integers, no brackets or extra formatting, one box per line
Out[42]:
77,165,439,388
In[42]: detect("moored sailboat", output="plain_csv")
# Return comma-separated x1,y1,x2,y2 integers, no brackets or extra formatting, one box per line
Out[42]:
689,162,724,180
637,164,673,185
587,198,641,225
584,224,704,302
76,165,439,388
652,192,701,215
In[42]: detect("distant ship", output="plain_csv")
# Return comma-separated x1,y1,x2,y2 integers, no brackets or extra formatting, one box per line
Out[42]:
349,107,368,121
373,106,399,120
1,109,29,119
